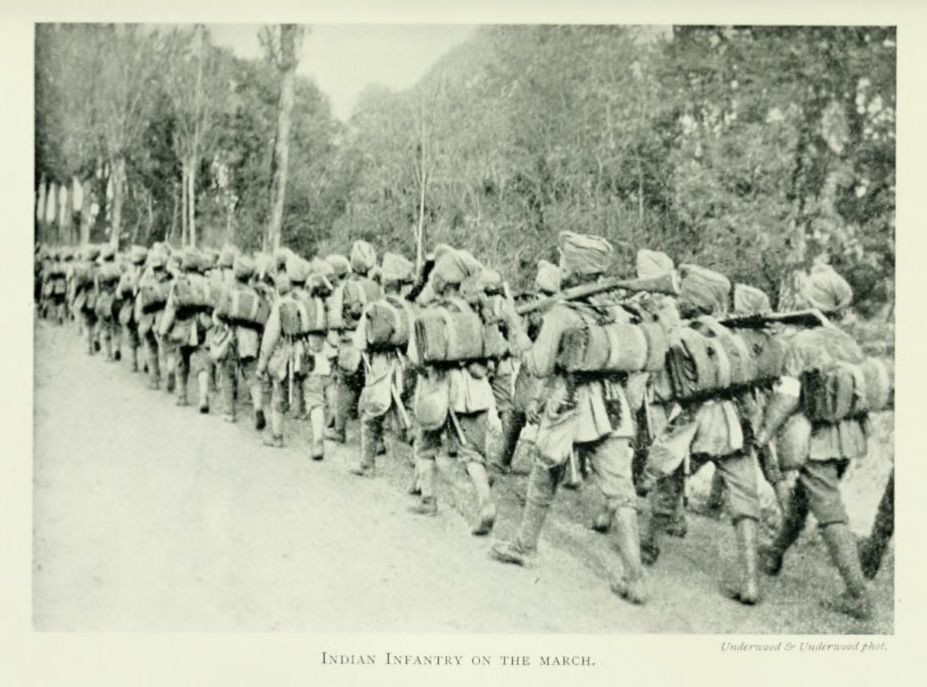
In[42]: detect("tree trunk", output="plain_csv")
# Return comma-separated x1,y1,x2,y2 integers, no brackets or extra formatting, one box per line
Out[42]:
79,178,92,246
188,155,197,247
265,25,299,253
180,161,189,246
110,156,126,248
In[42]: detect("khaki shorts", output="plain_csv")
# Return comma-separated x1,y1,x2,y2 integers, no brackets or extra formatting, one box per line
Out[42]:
797,459,849,527
415,410,488,465
579,434,636,511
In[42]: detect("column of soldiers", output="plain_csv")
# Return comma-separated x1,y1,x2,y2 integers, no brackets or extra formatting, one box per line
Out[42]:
34,231,894,622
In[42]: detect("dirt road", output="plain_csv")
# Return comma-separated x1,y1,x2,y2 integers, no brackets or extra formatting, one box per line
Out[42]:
32,320,894,633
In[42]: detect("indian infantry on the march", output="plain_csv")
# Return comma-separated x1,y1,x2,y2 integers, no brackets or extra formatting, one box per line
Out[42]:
407,247,500,535
350,251,416,477
33,235,894,623
491,231,651,605
754,264,891,620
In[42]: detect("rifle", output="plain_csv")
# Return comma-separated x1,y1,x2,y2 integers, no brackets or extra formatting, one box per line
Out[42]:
515,271,680,316
719,308,828,330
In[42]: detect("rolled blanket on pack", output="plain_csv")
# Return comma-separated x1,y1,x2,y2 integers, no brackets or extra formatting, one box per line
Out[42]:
666,327,723,400
342,279,382,321
414,306,487,362
139,282,172,314
666,318,785,401
215,288,270,328
678,264,731,317
366,297,415,348
279,295,327,336
557,322,668,373
861,357,894,411
70,264,94,289
802,357,894,422
801,363,862,422
97,263,122,285
172,275,223,313
738,328,786,380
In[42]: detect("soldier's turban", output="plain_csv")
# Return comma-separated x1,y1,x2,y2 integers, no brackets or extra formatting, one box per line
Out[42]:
148,250,167,269
180,247,203,272
801,264,853,314
432,248,483,288
380,252,414,284
678,264,731,317
535,259,561,295
218,244,240,269
233,255,256,280
286,255,311,284
558,231,613,276
476,268,504,294
129,245,149,265
254,252,274,280
350,240,377,274
636,249,674,280
732,283,770,315
325,254,351,278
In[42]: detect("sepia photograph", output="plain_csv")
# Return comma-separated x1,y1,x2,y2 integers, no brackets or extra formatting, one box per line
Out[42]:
31,21,895,636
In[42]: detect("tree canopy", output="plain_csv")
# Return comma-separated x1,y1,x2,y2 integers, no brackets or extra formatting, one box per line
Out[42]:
34,24,895,314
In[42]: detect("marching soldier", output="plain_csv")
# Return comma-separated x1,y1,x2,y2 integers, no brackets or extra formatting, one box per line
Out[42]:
350,251,416,476
408,248,498,536
493,232,648,605
159,247,213,411
115,245,148,373
71,244,101,355
136,248,172,390
756,264,874,620
490,259,562,475
213,255,268,429
256,255,313,448
325,242,382,444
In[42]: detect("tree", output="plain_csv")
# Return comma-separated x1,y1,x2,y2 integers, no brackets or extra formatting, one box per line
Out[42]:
260,24,306,252
164,25,231,247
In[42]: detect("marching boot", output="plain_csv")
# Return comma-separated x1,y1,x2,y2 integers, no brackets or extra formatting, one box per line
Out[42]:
858,471,893,579
251,384,266,431
130,346,139,373
324,378,347,442
165,361,176,393
490,410,523,474
262,409,285,448
466,462,496,536
723,517,761,605
197,370,210,414
289,381,306,420
146,347,161,389
640,513,668,567
665,511,688,539
175,366,189,406
491,463,555,566
760,483,809,576
591,506,614,534
353,420,378,476
308,406,325,460
820,523,873,621
610,506,648,605
409,459,438,516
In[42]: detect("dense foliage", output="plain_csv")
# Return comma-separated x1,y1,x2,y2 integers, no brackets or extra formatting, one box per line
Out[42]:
34,24,895,314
